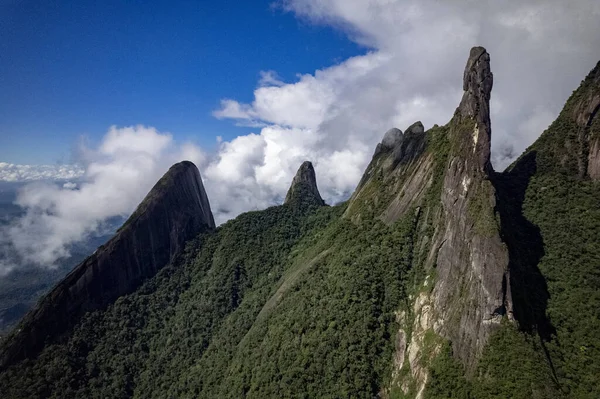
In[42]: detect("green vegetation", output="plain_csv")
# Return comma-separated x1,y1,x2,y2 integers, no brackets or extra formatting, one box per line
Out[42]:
0,188,423,398
472,321,559,399
424,321,560,399
515,171,600,396
424,341,470,399
467,179,499,236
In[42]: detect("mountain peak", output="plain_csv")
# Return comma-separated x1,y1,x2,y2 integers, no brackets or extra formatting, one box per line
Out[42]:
459,47,492,117
456,46,494,170
125,160,215,230
404,121,424,136
284,161,325,207
0,160,215,369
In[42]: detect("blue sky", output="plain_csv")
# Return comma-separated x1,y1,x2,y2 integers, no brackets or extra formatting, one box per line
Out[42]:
0,0,362,164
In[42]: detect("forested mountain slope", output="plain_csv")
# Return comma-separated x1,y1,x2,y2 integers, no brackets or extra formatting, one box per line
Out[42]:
0,48,598,399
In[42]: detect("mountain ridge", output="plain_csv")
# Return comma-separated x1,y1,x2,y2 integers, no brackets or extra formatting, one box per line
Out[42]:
0,48,599,399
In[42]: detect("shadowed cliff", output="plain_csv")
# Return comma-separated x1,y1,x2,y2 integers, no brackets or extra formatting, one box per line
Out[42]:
0,161,215,369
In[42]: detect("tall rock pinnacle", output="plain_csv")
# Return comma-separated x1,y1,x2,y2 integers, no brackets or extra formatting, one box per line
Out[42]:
431,46,511,368
284,161,325,207
0,161,215,369
457,46,493,171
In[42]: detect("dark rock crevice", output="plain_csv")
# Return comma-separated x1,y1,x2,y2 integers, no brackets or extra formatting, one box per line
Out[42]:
491,274,508,317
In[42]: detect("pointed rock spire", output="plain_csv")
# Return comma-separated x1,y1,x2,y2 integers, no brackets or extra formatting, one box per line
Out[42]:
284,161,325,207
457,46,494,170
458,46,493,121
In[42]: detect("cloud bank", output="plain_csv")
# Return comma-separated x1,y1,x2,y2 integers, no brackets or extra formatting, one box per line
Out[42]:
217,0,600,170
2,0,600,271
0,163,84,182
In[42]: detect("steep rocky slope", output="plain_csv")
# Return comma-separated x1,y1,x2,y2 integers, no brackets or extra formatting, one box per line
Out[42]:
0,161,215,369
343,48,511,396
0,50,599,399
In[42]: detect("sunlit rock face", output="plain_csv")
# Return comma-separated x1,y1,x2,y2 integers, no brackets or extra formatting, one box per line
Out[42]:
430,46,511,368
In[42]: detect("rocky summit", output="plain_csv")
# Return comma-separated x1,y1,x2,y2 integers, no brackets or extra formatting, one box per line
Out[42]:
0,161,215,370
284,160,325,207
1,48,599,399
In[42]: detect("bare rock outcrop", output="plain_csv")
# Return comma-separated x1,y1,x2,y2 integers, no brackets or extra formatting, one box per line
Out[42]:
284,161,325,207
430,46,511,367
388,47,513,397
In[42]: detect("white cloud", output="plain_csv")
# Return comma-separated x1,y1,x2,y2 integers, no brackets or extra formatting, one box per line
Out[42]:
0,163,84,182
259,70,285,87
1,126,206,269
99,125,173,156
213,0,600,175
213,99,258,121
3,0,600,271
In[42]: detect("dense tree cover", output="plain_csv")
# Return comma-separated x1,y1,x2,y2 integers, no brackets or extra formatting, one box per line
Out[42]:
0,199,329,397
424,321,560,399
513,168,600,397
0,190,422,398
423,341,470,399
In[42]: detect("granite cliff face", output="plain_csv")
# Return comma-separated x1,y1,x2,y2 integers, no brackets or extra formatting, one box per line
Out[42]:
343,47,512,397
0,161,214,369
343,120,428,225
426,46,511,367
